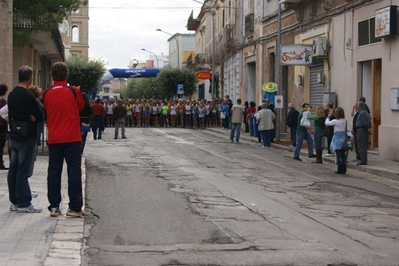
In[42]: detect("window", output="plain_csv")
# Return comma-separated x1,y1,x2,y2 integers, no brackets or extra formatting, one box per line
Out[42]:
72,26,79,42
358,17,380,46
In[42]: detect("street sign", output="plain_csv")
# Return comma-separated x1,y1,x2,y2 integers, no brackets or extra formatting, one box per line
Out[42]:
275,95,283,108
195,71,212,80
177,84,184,95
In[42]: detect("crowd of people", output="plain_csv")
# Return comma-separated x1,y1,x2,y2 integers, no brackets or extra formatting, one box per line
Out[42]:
87,95,371,176
2,63,372,217
287,99,371,175
3,63,88,218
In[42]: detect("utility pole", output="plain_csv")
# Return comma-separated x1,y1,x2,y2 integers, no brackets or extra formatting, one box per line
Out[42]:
0,0,13,92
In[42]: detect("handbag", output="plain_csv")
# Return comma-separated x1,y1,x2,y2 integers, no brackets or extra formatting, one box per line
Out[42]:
300,112,311,128
9,119,31,141
220,112,226,119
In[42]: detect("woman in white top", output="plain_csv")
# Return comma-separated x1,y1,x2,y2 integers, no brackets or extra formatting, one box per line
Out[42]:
325,107,347,174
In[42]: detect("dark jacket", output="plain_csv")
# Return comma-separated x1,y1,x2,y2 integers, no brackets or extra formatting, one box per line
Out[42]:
113,104,127,119
286,108,299,128
8,86,43,141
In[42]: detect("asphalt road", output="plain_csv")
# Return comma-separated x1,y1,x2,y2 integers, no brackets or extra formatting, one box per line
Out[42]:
82,127,399,266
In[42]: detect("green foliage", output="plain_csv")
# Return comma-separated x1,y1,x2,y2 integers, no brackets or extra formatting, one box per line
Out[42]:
65,56,106,93
13,0,88,46
122,68,198,99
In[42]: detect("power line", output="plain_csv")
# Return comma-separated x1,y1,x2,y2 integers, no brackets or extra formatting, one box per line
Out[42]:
87,6,199,10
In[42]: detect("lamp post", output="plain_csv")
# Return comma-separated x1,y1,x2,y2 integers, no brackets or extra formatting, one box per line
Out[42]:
156,29,180,68
141,48,159,68
276,1,283,141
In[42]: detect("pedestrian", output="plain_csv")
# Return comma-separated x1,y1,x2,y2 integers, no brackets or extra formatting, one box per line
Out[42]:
42,62,87,218
7,65,43,213
354,101,371,166
286,102,299,150
264,98,276,142
324,101,335,157
27,85,44,146
308,106,326,163
351,96,371,161
230,98,244,143
221,100,230,129
91,98,106,140
325,107,348,174
256,103,275,149
113,99,127,139
0,84,9,170
80,92,91,154
293,103,316,161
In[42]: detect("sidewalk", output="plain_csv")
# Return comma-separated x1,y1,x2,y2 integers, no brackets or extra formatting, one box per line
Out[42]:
0,155,86,266
207,126,399,181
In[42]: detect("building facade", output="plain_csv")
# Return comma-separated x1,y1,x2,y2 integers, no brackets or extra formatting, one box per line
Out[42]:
188,0,399,161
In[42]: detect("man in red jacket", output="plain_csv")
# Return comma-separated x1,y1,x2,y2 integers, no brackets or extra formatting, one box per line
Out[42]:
42,62,87,218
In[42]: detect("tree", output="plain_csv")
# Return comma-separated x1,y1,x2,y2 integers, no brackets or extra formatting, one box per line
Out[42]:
65,56,106,93
155,68,198,99
13,0,88,46
124,78,157,99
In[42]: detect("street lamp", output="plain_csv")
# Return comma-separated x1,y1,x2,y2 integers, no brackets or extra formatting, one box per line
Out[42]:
156,29,180,68
141,48,159,68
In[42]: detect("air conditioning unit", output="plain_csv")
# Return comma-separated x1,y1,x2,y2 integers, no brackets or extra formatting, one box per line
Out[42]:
312,37,328,57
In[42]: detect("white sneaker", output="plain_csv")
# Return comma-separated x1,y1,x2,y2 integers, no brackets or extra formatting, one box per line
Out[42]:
324,153,333,157
31,190,38,198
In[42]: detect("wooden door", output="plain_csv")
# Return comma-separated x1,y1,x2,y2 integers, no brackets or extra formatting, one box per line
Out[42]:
371,59,381,148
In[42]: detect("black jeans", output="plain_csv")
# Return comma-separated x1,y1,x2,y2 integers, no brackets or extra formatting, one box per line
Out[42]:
47,142,83,211
336,149,347,174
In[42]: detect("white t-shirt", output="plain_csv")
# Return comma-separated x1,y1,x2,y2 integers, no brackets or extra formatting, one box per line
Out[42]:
325,118,346,132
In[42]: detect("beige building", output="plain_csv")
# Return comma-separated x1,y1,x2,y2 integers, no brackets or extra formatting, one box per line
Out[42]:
188,0,399,161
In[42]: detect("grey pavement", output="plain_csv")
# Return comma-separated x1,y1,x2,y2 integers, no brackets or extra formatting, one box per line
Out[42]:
0,154,86,266
0,127,397,266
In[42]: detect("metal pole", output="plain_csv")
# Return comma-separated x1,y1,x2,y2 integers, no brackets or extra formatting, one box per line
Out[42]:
276,1,282,141
141,49,159,68
211,8,215,100
156,29,180,68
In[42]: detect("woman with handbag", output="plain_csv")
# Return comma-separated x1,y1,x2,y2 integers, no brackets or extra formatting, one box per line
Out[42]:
0,84,9,170
325,107,347,174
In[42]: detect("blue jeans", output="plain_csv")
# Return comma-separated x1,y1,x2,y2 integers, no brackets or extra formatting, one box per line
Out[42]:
7,138,37,207
294,131,315,158
230,123,241,142
314,132,324,149
260,130,272,147
47,142,83,212
222,117,229,129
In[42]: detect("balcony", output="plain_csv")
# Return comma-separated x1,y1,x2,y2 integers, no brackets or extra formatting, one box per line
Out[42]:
195,53,205,65
222,24,235,46
187,10,201,31
13,10,64,62
282,0,317,21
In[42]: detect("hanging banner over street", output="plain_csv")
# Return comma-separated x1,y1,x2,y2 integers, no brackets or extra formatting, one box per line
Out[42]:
280,45,313,66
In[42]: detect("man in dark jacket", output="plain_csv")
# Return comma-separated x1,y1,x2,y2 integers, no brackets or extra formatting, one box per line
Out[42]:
113,100,127,139
286,103,299,149
355,101,371,166
8,65,43,213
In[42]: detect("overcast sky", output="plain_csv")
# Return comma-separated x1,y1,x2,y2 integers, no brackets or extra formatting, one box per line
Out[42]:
89,0,201,69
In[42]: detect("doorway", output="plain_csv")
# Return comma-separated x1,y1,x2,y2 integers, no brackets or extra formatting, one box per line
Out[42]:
361,59,381,148
246,62,256,102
